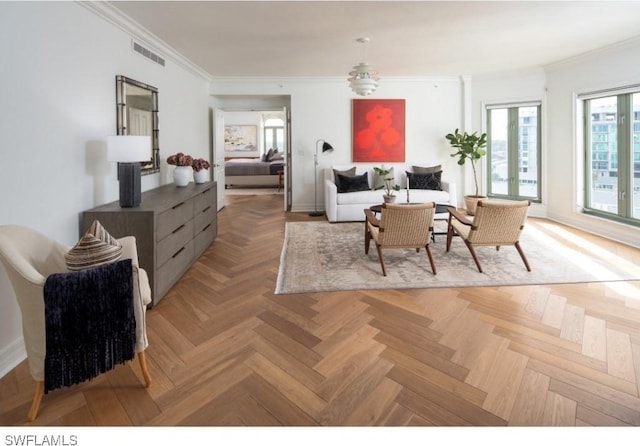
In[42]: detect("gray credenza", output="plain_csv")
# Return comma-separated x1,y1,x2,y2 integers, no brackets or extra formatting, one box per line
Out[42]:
81,181,217,307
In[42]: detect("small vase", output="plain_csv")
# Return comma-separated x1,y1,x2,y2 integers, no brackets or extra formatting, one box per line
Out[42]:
194,169,209,184
173,166,192,187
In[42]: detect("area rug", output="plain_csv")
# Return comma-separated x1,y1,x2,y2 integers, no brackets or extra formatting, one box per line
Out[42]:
275,221,640,294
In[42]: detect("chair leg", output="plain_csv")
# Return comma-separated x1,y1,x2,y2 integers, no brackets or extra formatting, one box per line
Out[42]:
364,224,371,255
446,219,454,252
464,241,483,273
425,244,437,275
27,380,44,422
25,355,150,422
375,244,387,276
515,241,531,271
138,351,152,388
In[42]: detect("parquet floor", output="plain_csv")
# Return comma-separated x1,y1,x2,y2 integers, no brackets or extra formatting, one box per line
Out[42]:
2,194,640,427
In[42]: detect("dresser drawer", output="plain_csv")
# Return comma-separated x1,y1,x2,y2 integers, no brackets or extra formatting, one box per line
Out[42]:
194,220,216,258
157,199,194,239
156,239,194,297
157,219,194,267
194,203,216,235
194,185,215,213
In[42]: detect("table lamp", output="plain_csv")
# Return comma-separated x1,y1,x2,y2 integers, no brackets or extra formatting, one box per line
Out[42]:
107,135,150,207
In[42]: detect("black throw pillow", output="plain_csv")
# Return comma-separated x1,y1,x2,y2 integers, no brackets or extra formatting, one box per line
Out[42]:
336,172,370,193
407,171,442,191
333,167,357,190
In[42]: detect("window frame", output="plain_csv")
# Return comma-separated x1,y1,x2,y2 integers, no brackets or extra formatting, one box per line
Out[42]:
263,118,284,153
581,86,640,227
485,102,542,203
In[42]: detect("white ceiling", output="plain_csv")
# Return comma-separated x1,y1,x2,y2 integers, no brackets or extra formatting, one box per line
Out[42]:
110,1,640,78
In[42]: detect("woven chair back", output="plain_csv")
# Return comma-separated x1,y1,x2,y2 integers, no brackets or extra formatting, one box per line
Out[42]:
379,202,435,247
467,200,530,245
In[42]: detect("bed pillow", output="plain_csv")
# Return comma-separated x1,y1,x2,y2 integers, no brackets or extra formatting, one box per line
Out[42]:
407,171,442,191
65,220,122,271
264,148,274,162
412,164,442,174
271,151,284,161
336,172,370,193
373,167,395,190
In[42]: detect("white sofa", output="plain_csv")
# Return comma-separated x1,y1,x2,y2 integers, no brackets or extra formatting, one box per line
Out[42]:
324,164,457,222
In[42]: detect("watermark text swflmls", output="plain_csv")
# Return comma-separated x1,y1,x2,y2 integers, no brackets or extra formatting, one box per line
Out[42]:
5,435,78,446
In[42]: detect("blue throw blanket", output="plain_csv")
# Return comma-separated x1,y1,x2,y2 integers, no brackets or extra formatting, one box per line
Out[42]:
43,259,136,393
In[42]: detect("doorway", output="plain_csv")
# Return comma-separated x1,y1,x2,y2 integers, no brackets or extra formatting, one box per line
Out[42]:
210,95,292,212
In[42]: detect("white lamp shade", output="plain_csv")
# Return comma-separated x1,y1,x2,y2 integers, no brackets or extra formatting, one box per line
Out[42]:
107,135,151,162
348,63,380,96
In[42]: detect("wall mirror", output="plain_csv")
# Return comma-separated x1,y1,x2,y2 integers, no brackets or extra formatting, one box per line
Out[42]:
116,75,159,174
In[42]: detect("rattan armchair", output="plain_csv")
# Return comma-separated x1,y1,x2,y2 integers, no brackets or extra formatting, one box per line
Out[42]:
364,202,437,276
446,200,531,273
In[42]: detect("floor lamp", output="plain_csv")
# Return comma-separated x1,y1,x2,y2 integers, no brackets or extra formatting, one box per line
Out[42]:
309,139,334,217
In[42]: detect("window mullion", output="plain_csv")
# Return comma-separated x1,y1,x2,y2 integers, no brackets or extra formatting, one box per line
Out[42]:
535,106,542,200
618,95,630,218
508,108,519,196
584,101,593,209
486,110,493,195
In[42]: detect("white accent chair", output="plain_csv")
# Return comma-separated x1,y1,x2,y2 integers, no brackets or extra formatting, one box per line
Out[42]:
0,225,152,421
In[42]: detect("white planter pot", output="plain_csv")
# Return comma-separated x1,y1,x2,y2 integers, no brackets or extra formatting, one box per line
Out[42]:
383,195,396,204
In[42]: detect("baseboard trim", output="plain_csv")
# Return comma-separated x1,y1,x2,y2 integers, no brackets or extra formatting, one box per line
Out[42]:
0,337,26,379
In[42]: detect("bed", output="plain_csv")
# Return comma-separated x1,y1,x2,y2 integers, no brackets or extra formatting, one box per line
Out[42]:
224,158,285,188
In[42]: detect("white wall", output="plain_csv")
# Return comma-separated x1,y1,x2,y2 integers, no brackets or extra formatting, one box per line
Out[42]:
211,77,464,212
0,2,210,377
543,38,640,247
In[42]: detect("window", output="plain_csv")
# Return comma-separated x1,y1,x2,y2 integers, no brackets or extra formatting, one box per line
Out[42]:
583,90,640,223
264,117,284,153
486,103,541,201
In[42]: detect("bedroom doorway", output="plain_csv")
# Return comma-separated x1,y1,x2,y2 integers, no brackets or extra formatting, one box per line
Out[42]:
211,97,291,212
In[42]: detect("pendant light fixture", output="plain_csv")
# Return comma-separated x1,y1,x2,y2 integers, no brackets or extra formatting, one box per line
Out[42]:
348,37,379,96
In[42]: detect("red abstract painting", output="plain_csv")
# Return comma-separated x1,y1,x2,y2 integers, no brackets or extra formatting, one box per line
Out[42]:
352,99,405,162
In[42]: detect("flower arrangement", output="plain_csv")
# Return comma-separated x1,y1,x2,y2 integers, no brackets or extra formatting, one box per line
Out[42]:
192,158,210,172
166,152,193,167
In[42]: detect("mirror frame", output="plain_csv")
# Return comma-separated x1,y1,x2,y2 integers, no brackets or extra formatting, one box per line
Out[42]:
115,75,159,175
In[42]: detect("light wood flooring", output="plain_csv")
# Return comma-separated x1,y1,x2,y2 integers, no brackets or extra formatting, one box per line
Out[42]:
2,194,640,427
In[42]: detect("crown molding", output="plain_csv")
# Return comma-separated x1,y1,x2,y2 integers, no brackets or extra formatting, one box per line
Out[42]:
210,75,461,84
78,1,212,81
544,34,640,73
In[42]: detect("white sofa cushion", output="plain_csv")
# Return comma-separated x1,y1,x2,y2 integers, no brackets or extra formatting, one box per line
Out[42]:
337,190,382,205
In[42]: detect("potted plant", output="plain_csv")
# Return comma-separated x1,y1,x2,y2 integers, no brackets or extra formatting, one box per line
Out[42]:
446,128,488,215
373,166,400,203
167,152,194,187
192,158,210,184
